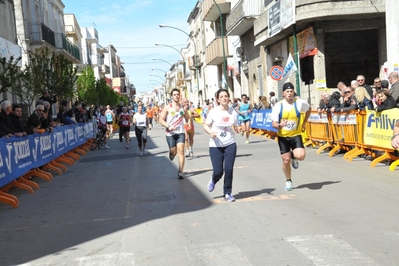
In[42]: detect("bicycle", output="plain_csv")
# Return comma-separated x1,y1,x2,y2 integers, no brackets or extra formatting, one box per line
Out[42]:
90,129,107,151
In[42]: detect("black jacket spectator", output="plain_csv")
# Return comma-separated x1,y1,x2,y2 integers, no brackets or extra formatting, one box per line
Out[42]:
57,106,70,125
39,90,57,116
0,111,16,134
376,96,396,112
27,108,43,132
324,92,342,113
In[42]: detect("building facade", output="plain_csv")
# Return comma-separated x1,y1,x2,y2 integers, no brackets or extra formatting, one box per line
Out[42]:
201,0,235,102
253,0,386,107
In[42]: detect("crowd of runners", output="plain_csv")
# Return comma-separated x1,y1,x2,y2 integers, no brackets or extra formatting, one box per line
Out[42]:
91,81,312,203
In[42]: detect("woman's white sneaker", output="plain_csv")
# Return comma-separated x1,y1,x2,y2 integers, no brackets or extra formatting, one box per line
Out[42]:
224,194,236,202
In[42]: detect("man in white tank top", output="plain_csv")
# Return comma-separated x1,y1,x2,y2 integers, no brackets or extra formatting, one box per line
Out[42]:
159,88,191,179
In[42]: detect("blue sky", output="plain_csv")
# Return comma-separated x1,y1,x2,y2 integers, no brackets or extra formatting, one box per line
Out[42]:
63,0,198,94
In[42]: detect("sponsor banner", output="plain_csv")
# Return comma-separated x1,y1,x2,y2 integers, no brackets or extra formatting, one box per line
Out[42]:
250,109,278,132
268,0,295,38
364,109,399,149
289,27,318,59
308,113,328,123
0,122,95,188
331,113,357,125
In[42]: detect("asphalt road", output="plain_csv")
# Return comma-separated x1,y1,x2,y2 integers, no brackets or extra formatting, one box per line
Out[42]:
1,122,399,266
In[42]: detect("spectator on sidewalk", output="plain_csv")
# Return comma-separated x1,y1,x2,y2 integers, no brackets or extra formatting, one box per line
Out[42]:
9,105,29,134
375,89,396,112
39,90,57,116
0,101,26,137
356,75,373,99
27,104,45,133
388,72,399,107
355,86,373,110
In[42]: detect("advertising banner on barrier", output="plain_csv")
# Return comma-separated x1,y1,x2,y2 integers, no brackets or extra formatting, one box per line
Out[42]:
0,122,95,188
308,113,328,123
364,109,399,149
250,109,277,132
331,113,357,125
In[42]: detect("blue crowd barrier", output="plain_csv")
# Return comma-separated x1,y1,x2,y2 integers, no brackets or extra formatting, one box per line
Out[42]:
250,109,277,132
0,122,95,188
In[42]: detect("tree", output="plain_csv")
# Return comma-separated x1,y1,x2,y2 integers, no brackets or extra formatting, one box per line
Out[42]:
50,53,77,100
0,56,24,95
14,69,40,114
76,67,96,104
95,78,127,107
25,48,52,95
25,48,77,100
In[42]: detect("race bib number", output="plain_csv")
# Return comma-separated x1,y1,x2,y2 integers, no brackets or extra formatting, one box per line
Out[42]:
138,121,145,126
283,120,297,130
216,126,232,139
122,120,129,126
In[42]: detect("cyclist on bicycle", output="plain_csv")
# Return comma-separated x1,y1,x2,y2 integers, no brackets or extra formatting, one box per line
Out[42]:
105,105,115,137
97,108,110,149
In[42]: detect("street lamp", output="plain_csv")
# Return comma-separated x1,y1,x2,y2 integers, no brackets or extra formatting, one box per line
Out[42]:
149,80,164,85
155,43,186,90
159,24,200,94
151,68,167,73
150,74,165,81
155,43,185,59
152,58,172,66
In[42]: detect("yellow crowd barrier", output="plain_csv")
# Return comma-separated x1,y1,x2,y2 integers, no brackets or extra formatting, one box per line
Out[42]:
305,109,399,171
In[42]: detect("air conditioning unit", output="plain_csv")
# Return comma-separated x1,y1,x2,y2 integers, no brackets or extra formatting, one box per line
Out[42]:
242,60,249,74
236,47,244,57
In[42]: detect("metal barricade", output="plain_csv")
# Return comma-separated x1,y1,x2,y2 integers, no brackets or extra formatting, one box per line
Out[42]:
304,111,334,154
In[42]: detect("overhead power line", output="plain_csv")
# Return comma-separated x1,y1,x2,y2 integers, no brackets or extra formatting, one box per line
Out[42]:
115,44,186,49
123,61,173,64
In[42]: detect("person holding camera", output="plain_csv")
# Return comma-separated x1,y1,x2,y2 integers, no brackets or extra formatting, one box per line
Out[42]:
39,90,57,116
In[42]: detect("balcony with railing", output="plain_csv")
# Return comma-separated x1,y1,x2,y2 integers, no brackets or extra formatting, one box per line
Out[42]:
226,0,263,36
82,27,99,43
202,0,231,21
205,37,229,65
28,22,56,47
100,64,110,74
55,33,81,62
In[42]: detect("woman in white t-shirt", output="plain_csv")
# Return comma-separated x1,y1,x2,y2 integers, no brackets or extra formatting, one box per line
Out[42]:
203,89,241,202
133,105,148,156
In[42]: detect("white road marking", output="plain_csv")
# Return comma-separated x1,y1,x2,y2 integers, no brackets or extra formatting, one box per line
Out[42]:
185,242,252,266
75,253,135,266
286,235,378,266
20,253,135,266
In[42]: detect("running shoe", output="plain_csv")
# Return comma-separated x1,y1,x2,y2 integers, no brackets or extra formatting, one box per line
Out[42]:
189,150,194,157
178,172,184,179
224,194,236,202
185,150,190,157
285,181,293,191
144,149,148,155
169,152,175,161
139,151,143,157
126,145,129,149
291,152,299,169
245,139,249,144
207,178,215,192
104,145,110,149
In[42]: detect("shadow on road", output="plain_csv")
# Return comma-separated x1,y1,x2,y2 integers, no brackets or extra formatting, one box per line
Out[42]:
233,188,276,199
295,181,341,190
0,131,212,265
